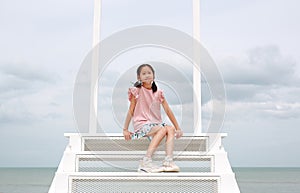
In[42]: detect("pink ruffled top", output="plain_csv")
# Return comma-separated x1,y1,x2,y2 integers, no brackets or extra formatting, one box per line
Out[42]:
128,86,165,132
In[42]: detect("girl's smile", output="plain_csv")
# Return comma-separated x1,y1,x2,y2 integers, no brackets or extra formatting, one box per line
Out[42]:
138,66,154,87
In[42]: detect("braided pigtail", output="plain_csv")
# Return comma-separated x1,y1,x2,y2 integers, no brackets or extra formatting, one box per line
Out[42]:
134,80,142,88
152,81,157,93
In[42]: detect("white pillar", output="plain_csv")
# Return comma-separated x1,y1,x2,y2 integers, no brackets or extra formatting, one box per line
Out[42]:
192,0,202,134
93,0,102,47
89,0,102,133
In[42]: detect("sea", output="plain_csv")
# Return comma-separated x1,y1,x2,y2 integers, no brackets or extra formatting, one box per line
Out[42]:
0,167,299,193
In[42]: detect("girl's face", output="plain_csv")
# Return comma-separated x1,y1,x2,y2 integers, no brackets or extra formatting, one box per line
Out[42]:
138,66,154,85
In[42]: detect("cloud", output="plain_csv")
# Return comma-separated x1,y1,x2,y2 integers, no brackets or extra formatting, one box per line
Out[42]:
1,62,56,83
0,60,73,128
221,45,298,86
201,47,295,107
0,62,58,101
216,45,300,103
200,45,300,123
225,101,300,121
0,100,35,125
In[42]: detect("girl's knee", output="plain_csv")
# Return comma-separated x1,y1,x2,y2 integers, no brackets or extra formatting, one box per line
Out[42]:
157,126,167,135
166,126,175,135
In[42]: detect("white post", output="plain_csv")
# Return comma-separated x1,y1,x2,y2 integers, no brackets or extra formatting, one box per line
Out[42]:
192,0,202,134
93,0,102,47
89,0,102,133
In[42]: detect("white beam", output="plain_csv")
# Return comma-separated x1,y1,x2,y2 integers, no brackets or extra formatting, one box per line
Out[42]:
89,0,102,133
192,0,202,134
93,0,102,47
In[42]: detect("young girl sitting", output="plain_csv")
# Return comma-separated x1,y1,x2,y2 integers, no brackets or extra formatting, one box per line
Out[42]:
123,64,183,173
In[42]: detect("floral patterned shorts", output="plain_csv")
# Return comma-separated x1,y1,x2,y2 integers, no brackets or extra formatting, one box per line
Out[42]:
131,123,166,141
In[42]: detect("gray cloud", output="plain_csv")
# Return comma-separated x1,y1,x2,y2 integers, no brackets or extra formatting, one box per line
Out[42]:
0,62,58,101
1,62,56,83
0,103,35,125
221,45,298,86
217,45,299,103
199,45,300,123
0,61,70,127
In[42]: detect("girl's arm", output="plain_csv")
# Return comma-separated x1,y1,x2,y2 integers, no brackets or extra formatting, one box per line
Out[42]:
162,99,183,138
123,97,136,140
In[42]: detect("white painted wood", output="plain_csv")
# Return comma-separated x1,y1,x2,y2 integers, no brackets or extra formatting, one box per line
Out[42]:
192,0,202,134
89,0,102,133
92,0,102,47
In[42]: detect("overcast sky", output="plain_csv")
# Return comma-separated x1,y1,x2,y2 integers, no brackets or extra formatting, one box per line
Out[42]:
1,0,300,167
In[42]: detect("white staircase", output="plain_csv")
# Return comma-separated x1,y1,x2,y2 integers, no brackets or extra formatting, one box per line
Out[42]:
48,133,240,193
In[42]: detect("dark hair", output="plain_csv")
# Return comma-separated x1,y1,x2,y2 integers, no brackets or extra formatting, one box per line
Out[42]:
134,64,157,93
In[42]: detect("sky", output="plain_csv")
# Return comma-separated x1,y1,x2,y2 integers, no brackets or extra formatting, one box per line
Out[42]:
0,0,300,167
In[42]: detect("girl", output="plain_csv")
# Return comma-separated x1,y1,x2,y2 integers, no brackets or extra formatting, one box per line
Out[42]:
123,64,183,173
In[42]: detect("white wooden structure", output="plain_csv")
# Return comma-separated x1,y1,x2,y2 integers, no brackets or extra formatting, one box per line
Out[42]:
48,133,240,193
48,1,240,192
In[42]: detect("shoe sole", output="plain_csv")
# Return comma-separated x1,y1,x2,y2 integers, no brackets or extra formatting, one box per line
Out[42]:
163,167,180,172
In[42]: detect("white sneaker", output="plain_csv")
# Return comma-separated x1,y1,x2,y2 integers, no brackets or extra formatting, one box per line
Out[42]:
162,157,180,172
138,157,164,173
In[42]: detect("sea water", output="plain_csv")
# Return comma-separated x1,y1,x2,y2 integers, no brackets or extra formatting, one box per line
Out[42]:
234,167,300,193
0,167,300,193
0,168,55,193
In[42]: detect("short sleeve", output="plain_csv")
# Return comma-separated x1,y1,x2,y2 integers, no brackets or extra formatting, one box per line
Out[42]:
157,90,165,103
128,87,139,101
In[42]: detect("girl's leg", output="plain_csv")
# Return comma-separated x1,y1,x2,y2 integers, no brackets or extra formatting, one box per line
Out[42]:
145,126,167,158
165,126,175,157
163,125,180,172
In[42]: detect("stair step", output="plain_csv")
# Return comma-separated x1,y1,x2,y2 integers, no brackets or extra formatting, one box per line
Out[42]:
69,173,220,193
82,136,208,152
75,154,214,173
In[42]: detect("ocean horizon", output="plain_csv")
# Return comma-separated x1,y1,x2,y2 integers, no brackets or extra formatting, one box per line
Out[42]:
0,167,299,193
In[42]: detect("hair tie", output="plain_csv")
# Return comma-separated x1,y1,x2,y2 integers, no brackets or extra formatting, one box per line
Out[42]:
134,80,142,87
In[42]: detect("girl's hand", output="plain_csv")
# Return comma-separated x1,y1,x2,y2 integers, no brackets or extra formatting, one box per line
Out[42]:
123,130,132,141
175,129,183,139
